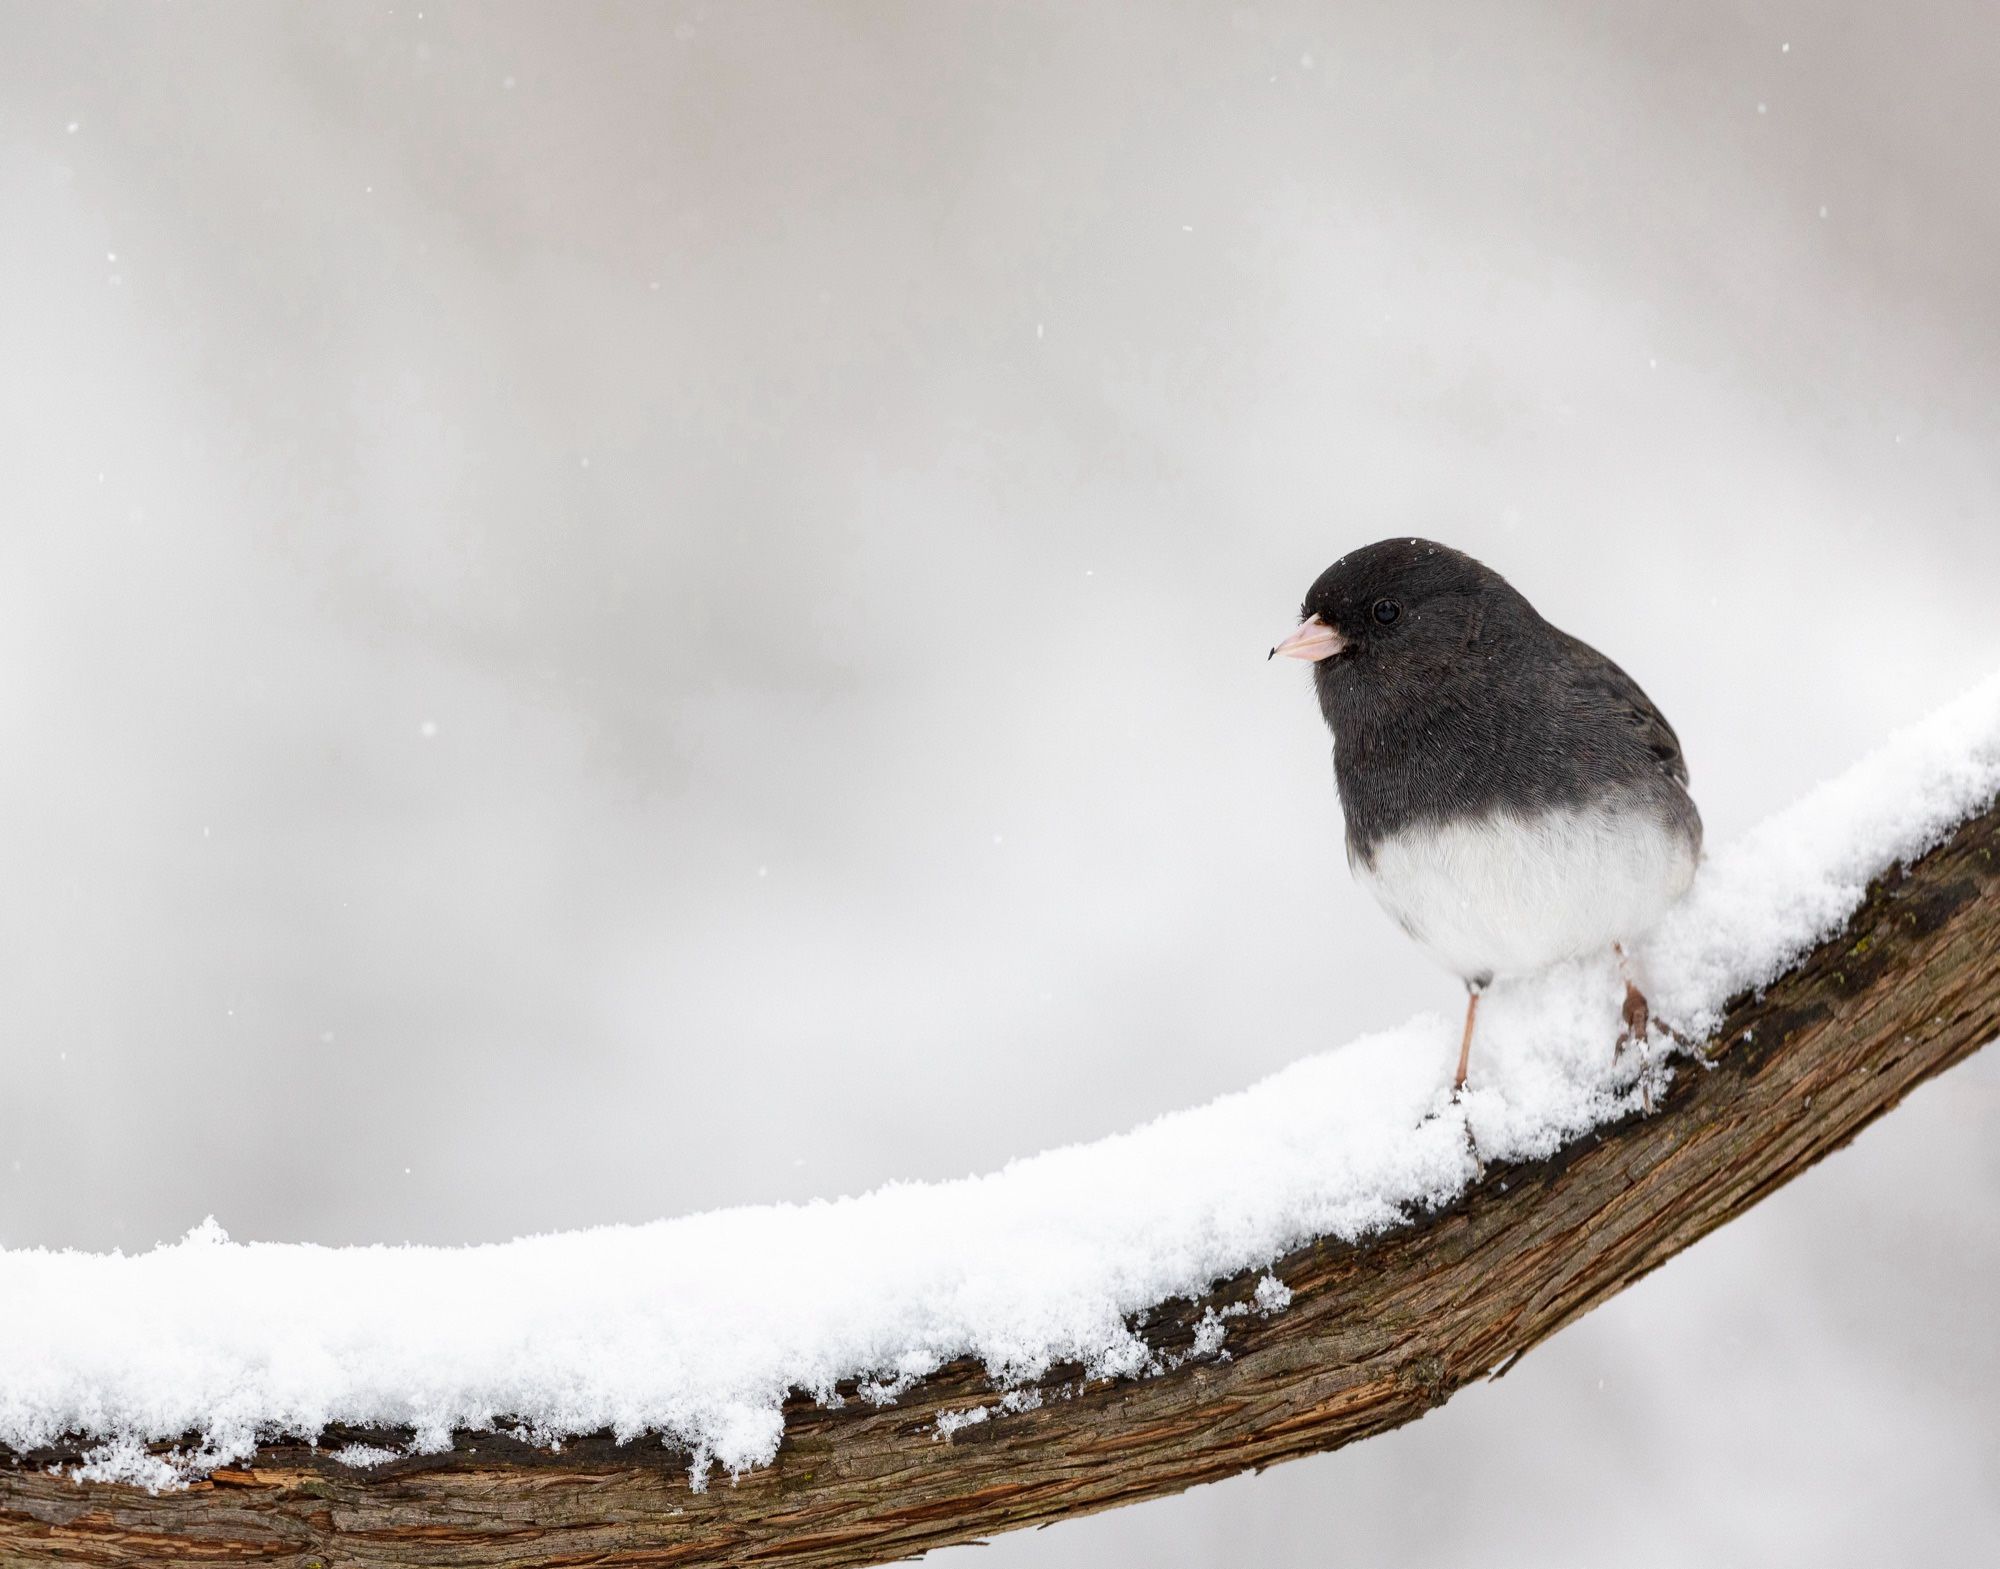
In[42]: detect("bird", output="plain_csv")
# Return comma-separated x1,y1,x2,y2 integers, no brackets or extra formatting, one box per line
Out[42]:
1271,538,1701,1095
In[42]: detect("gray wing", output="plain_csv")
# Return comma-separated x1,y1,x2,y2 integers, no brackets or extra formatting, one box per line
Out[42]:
1550,629,1691,791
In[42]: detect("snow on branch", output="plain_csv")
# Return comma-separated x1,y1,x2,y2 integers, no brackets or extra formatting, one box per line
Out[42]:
4,675,2000,1569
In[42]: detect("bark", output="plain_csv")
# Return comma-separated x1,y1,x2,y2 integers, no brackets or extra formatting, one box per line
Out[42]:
5,798,1997,1569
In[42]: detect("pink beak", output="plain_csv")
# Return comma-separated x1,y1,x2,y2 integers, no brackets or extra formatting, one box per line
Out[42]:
1269,614,1347,662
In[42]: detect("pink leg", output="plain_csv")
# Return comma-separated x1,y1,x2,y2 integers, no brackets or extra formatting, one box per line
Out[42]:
1613,943,1650,1053
1453,989,1480,1093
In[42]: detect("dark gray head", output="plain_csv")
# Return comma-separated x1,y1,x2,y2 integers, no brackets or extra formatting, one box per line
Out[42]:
1271,536,1698,864
1270,537,1541,743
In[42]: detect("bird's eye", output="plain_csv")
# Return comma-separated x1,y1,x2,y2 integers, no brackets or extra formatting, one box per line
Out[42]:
1372,598,1401,625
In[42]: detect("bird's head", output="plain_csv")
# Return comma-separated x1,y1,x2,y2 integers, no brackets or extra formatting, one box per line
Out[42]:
1270,537,1519,670
1271,538,1534,738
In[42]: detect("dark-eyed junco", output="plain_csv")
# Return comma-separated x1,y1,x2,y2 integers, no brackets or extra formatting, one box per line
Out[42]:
1272,538,1701,1092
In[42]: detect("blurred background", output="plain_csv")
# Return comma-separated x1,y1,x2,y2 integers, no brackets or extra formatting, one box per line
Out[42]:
2,1,1997,1563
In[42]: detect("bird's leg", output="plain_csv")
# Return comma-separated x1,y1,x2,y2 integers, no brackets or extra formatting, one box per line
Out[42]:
1452,984,1482,1097
1620,982,1650,1047
1612,943,1650,1054
1613,943,1656,1113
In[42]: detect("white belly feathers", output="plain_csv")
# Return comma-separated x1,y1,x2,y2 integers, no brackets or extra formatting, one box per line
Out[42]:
1352,798,1697,983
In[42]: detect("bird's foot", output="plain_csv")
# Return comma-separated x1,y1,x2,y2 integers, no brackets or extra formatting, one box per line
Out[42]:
1653,1016,1712,1061
1615,980,1650,1055
1461,1115,1486,1179
1416,1088,1486,1176
1615,981,1658,1113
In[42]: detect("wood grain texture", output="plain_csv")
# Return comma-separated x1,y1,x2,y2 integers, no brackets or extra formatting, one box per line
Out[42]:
5,796,1997,1569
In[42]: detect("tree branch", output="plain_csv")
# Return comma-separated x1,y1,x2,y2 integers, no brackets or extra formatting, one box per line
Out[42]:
5,797,1998,1569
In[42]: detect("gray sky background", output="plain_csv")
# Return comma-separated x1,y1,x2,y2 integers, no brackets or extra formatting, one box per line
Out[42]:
2,3,1996,1564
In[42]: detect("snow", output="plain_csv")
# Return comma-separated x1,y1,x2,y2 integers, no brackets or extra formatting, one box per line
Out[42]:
4,673,1999,1490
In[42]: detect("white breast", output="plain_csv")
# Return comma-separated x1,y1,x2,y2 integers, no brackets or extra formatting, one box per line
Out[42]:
1353,799,1697,983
